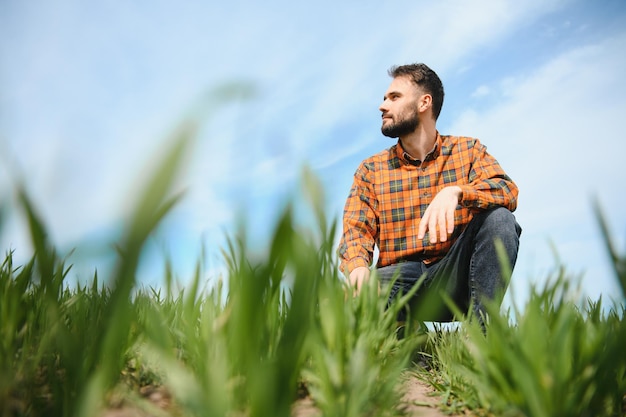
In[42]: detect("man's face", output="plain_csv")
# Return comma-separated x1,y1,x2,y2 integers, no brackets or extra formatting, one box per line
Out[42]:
379,76,420,138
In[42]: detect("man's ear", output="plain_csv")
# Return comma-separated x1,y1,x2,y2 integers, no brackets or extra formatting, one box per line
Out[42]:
418,94,432,113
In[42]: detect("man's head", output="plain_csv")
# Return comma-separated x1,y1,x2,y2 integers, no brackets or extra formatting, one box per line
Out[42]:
379,63,445,139
388,63,444,120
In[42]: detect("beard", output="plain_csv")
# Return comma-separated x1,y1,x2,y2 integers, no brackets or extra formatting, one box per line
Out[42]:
381,109,419,138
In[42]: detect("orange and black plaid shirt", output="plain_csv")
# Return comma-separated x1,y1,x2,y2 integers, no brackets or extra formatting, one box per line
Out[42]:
338,132,518,274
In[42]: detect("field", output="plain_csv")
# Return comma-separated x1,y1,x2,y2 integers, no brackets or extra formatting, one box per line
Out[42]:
1,133,625,417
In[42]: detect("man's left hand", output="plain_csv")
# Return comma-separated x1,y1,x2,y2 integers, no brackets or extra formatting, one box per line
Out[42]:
417,186,462,244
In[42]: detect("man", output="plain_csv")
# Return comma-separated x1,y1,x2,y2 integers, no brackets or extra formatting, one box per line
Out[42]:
338,63,521,323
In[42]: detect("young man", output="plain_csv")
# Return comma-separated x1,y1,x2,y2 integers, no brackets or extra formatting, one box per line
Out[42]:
338,63,521,323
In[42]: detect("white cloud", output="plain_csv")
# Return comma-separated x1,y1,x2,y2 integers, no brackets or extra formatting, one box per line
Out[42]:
449,33,626,210
471,85,491,98
445,31,626,301
391,0,570,70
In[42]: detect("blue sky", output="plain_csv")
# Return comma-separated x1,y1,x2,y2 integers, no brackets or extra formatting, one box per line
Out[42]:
1,0,625,307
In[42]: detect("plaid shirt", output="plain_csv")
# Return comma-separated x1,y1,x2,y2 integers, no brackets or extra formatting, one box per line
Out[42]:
338,132,518,274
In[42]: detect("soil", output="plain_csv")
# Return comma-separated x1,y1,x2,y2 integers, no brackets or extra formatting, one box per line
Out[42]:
290,373,462,417
101,374,461,417
399,374,464,417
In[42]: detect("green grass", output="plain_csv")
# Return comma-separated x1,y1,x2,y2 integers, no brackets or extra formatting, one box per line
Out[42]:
0,131,420,416
1,130,624,416
418,232,626,417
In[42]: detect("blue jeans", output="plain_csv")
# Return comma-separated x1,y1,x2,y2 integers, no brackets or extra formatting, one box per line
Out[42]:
376,207,522,323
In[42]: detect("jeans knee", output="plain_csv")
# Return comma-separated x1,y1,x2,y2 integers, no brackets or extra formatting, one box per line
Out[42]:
481,207,521,239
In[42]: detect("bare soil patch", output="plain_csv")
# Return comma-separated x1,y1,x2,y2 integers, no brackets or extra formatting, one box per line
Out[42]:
290,373,464,417
400,374,462,417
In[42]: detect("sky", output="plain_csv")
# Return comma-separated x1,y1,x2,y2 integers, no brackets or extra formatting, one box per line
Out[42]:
1,0,625,308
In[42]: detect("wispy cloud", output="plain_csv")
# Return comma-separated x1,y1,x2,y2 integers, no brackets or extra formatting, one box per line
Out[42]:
445,31,626,299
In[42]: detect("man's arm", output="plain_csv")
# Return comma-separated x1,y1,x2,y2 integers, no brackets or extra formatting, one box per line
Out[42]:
338,163,378,285
459,139,518,211
418,139,518,243
348,266,371,294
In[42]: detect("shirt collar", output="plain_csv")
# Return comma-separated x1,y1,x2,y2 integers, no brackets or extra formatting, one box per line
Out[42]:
395,131,441,166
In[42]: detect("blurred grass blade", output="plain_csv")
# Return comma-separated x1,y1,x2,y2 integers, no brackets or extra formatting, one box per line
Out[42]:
76,123,194,416
17,188,61,298
593,199,626,299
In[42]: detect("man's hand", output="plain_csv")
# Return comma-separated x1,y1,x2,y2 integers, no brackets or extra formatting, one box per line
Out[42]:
348,266,370,296
418,186,462,244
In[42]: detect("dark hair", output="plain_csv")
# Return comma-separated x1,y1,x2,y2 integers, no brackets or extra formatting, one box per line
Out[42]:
388,63,444,120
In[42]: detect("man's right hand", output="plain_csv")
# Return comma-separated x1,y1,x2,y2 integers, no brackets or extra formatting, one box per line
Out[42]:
348,266,370,296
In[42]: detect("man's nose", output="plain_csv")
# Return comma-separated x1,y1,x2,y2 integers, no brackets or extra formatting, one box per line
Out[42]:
379,100,389,113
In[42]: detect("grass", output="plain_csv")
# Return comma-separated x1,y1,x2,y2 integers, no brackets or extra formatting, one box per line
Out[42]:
418,229,626,416
1,129,624,416
420,277,625,416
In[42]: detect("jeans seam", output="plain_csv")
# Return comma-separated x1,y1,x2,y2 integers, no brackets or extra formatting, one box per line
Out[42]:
468,252,477,314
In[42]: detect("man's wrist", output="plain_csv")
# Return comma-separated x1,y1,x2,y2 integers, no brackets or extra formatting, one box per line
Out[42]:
347,259,370,274
451,185,462,199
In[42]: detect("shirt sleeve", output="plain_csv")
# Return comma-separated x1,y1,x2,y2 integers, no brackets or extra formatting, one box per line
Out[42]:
458,139,519,212
337,162,378,275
